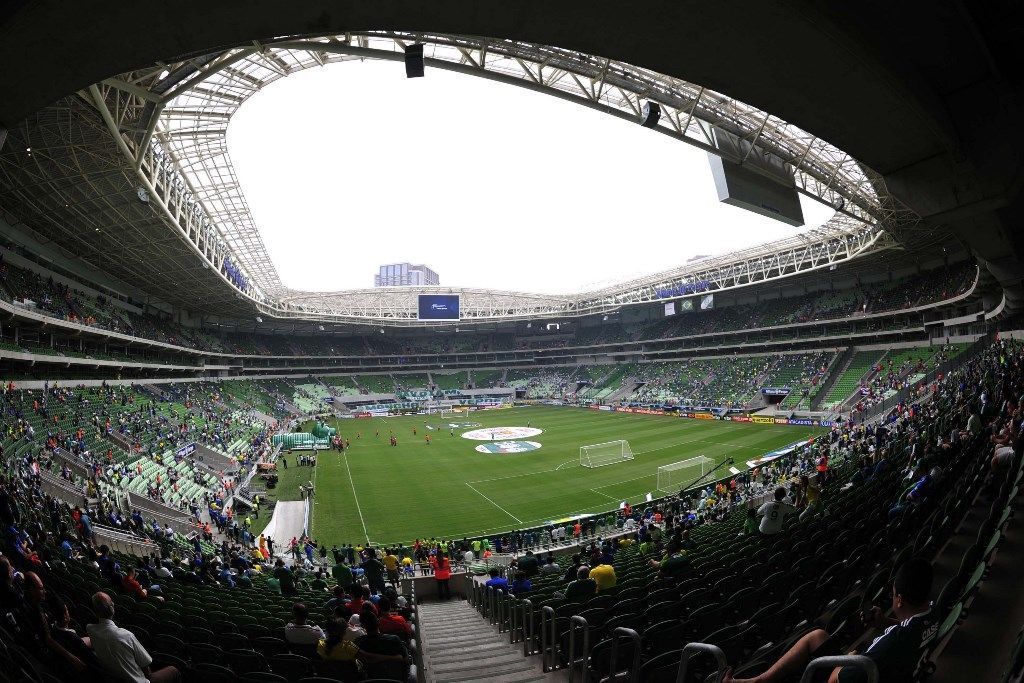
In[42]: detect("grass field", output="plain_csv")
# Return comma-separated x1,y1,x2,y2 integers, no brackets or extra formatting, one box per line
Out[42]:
266,406,822,545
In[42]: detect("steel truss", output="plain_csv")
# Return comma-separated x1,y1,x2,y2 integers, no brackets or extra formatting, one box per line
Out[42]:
82,31,917,323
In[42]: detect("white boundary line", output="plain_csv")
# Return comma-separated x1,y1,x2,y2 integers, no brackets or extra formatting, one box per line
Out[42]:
341,451,372,544
465,482,523,524
589,488,618,501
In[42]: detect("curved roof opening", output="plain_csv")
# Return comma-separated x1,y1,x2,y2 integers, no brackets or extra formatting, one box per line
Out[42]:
227,59,835,294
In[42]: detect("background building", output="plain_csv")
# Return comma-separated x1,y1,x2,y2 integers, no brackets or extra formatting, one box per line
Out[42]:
374,263,440,287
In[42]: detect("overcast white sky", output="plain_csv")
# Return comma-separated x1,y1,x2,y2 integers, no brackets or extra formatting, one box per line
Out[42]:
228,60,835,294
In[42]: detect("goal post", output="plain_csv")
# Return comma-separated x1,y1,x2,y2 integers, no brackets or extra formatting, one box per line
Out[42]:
657,455,716,493
580,439,635,468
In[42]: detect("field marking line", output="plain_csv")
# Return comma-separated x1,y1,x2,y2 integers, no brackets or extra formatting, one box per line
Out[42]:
341,451,372,544
465,482,523,524
589,488,618,501
555,460,579,470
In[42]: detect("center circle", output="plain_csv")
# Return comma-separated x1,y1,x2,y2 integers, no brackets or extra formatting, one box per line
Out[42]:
475,440,543,454
461,426,543,441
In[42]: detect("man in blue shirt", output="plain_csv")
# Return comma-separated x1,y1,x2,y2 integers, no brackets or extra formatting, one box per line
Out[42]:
484,568,509,592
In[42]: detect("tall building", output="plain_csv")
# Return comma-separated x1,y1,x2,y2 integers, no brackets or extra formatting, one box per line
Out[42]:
374,263,440,287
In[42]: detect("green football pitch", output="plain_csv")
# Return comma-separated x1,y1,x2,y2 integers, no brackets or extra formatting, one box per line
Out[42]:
267,406,822,545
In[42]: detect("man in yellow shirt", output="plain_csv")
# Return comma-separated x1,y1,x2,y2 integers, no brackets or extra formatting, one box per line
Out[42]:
383,550,400,585
589,563,617,592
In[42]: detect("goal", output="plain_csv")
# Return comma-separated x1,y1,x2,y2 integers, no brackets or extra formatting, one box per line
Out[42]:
657,455,715,493
580,440,635,468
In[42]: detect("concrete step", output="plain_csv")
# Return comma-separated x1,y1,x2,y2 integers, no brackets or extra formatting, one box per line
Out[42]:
430,659,543,682
430,650,531,671
419,599,548,683
429,645,523,665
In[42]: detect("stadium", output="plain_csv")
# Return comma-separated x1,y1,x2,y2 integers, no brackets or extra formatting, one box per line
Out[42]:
0,3,1022,683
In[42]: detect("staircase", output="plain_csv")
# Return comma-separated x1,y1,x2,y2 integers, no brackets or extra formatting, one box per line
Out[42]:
418,599,551,683
811,346,854,411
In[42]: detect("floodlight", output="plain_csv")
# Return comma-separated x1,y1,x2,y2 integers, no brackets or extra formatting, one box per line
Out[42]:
405,44,425,78
640,101,661,128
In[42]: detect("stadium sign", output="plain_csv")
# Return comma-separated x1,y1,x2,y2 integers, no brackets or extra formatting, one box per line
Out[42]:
462,426,543,441
614,407,666,416
474,440,542,454
175,442,196,458
761,387,790,396
750,416,776,424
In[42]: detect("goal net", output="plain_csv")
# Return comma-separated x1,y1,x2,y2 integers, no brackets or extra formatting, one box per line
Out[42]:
580,440,635,468
657,455,715,493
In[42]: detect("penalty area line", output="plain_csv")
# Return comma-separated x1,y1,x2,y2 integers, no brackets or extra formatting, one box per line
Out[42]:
465,482,523,524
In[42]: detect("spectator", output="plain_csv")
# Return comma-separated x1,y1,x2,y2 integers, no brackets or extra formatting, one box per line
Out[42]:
362,549,387,594
122,566,164,602
355,611,412,683
87,591,181,683
559,565,596,602
589,563,617,592
284,602,326,645
316,616,360,663
273,559,297,596
331,555,354,593
384,549,401,586
484,567,509,592
758,487,797,535
48,594,103,680
539,555,561,574
724,557,935,683
377,596,412,641
434,551,452,600
510,570,532,596
349,586,378,616
652,540,690,579
517,550,539,577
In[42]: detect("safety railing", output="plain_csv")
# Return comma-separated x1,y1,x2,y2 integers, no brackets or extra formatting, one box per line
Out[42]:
674,642,728,683
607,627,642,683
495,589,507,632
540,605,557,672
799,655,878,683
522,599,535,656
566,615,591,683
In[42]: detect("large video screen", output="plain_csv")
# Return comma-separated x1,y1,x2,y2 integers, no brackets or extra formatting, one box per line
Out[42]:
418,294,460,320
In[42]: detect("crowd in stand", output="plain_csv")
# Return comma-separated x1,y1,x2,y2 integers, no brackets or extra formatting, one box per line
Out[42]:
1,250,977,361
0,333,1020,681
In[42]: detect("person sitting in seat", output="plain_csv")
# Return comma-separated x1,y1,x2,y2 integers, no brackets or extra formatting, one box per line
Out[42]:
284,602,326,645
121,566,164,602
589,563,617,592
377,597,412,641
87,591,181,683
484,567,509,592
558,565,597,602
510,570,532,596
355,611,413,683
724,557,936,683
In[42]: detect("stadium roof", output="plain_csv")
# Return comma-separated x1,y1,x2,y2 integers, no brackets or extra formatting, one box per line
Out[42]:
0,2,1019,318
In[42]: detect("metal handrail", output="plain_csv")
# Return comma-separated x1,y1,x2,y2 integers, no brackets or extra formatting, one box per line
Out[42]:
799,655,878,683
509,596,520,643
496,589,507,633
522,599,534,656
608,627,642,683
566,615,591,683
674,642,728,683
540,605,556,673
